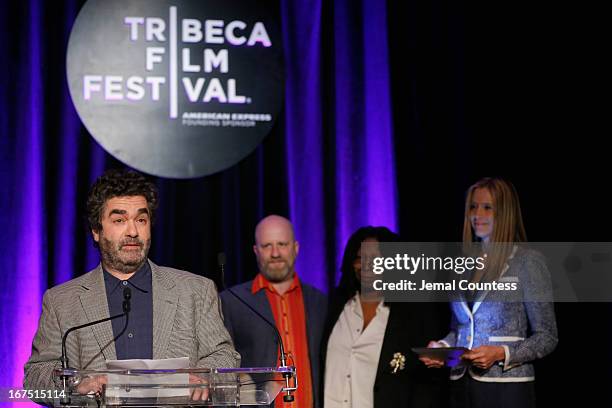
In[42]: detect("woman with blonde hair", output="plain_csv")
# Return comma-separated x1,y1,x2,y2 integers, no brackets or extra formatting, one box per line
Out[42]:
421,177,557,408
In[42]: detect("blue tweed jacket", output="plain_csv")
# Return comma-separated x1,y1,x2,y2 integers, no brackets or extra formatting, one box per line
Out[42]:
441,247,558,382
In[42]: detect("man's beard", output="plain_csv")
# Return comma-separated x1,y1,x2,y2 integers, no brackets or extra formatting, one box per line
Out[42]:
260,260,294,283
99,236,150,274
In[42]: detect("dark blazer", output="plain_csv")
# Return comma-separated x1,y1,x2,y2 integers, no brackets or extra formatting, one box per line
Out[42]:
321,292,450,408
220,279,328,408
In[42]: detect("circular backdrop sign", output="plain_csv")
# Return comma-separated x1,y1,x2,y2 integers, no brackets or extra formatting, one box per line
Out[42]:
67,0,284,178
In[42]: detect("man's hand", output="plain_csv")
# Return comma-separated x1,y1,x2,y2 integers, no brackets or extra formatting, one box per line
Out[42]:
75,375,107,395
462,346,505,370
189,374,210,401
419,341,445,368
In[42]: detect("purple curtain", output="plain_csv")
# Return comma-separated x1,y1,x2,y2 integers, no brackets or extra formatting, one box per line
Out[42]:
0,0,398,402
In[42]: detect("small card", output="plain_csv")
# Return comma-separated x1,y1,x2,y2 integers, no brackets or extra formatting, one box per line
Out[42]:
411,347,470,367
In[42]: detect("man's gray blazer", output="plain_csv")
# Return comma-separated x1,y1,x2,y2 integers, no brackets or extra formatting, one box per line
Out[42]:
24,260,240,403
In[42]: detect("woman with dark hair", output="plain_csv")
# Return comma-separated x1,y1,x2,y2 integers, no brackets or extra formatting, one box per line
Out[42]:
421,177,558,408
322,226,448,408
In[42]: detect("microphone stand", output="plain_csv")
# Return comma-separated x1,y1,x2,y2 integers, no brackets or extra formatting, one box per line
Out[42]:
59,287,131,405
218,253,296,403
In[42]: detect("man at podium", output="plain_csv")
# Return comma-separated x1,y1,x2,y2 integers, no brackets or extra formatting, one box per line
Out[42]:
24,169,239,404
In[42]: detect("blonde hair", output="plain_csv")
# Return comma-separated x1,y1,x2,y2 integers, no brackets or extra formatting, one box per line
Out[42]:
463,177,527,281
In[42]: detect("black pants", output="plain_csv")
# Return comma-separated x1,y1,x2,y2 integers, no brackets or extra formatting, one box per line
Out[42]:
449,375,536,408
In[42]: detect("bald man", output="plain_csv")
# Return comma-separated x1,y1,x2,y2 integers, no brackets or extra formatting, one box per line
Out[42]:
220,215,327,408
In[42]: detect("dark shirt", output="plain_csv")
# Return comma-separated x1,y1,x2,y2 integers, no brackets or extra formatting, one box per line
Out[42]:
103,262,153,360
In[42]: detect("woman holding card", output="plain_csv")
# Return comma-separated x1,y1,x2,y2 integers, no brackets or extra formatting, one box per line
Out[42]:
420,177,558,408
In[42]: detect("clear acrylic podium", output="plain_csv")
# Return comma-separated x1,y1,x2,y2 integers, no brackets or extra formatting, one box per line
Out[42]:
52,366,297,407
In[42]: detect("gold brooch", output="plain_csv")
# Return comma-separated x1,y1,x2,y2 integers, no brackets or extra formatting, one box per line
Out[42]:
390,352,406,373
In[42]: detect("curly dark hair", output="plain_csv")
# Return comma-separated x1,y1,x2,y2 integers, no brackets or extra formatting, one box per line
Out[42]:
337,226,399,297
86,169,158,233
322,226,400,345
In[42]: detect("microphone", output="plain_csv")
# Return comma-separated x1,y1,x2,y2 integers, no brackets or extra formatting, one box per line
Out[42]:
59,285,132,405
217,253,296,403
217,252,227,290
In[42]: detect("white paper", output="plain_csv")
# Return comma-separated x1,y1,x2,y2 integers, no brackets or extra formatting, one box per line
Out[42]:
105,357,191,399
